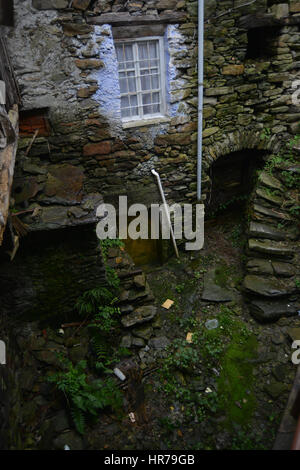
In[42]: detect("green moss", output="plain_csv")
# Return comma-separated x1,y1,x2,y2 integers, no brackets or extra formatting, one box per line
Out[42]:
217,332,258,426
214,263,230,288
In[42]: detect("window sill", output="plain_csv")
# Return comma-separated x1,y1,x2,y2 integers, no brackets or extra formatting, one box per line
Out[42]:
122,116,170,129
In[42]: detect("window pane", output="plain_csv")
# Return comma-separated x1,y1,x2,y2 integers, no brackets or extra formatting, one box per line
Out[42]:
138,42,149,68
121,95,130,118
127,71,136,92
121,107,130,118
149,41,158,59
142,93,152,115
116,45,124,63
140,70,151,91
152,92,160,113
151,72,159,90
119,76,128,94
116,38,163,120
124,44,134,69
130,95,139,117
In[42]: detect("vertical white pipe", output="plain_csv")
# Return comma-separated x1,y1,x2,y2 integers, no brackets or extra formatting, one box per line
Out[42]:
151,169,179,258
197,0,204,201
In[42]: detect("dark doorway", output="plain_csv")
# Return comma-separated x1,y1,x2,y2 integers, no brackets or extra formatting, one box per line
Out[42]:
206,149,265,217
246,26,281,60
0,0,13,26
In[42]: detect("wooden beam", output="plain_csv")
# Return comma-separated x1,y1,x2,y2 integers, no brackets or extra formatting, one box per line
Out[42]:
0,104,18,245
112,24,165,39
0,35,21,111
87,11,186,26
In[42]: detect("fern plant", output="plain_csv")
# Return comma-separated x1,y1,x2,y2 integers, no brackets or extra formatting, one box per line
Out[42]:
48,357,122,434
75,287,114,317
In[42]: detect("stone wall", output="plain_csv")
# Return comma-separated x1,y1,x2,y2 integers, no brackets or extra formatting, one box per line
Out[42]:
0,224,107,321
4,0,299,218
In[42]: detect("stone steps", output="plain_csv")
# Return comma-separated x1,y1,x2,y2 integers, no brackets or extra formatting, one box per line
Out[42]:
246,258,295,277
258,171,284,192
253,203,292,222
255,188,283,206
243,274,295,298
248,238,295,258
105,244,158,342
243,162,299,323
249,299,300,322
249,221,298,241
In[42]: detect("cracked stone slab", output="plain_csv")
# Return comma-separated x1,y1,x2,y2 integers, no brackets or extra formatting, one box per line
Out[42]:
201,268,234,302
248,238,295,258
249,221,290,241
272,261,296,277
253,203,292,221
256,187,283,206
121,305,157,328
249,299,300,322
244,275,294,297
246,258,274,275
258,171,283,191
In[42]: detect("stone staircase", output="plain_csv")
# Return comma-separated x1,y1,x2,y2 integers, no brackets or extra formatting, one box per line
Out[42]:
243,162,300,322
103,245,158,349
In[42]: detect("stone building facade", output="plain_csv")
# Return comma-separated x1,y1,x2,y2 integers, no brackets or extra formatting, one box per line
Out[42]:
0,0,299,320
5,0,300,218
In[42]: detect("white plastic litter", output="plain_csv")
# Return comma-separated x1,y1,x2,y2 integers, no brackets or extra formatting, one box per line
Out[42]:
205,319,219,330
113,367,126,381
64,445,70,450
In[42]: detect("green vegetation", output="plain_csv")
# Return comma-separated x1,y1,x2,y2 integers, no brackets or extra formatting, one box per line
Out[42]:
260,127,271,141
48,356,122,434
48,238,128,434
158,305,257,429
264,135,300,187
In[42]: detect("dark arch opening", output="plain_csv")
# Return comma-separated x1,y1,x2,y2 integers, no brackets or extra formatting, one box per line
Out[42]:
246,26,281,60
206,149,266,218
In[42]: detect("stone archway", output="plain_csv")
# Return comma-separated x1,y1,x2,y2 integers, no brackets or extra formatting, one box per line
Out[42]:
203,129,282,169
203,131,300,323
202,130,279,216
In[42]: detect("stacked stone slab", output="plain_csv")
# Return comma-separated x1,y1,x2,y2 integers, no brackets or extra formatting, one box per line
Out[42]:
104,244,158,349
243,154,300,322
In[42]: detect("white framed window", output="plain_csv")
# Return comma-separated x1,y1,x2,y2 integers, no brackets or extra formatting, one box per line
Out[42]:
115,37,167,123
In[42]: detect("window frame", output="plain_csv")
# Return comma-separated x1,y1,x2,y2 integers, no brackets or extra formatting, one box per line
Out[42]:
114,36,167,124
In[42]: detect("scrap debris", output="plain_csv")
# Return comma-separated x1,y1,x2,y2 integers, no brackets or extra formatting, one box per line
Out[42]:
161,299,174,309
186,332,193,344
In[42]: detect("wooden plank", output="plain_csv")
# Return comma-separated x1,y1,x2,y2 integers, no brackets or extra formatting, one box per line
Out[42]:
87,12,186,26
0,104,18,245
112,24,165,39
0,35,21,111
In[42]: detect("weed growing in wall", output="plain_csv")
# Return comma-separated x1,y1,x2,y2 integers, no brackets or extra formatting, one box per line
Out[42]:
48,355,122,435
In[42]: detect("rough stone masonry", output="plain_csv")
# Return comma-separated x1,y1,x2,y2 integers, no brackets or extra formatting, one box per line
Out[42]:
5,0,300,217
1,0,300,320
